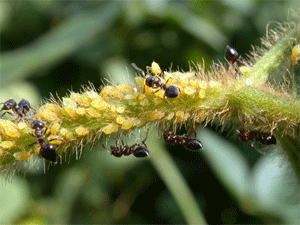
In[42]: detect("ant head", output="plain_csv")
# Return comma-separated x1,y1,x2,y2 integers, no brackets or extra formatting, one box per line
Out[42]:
133,145,149,158
256,132,277,145
165,85,179,98
19,99,31,111
31,120,45,129
1,99,17,110
40,144,57,162
145,76,156,87
226,45,239,63
184,138,203,151
237,129,258,142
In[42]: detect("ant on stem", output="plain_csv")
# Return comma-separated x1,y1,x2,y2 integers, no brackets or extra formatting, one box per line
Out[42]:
29,120,57,162
237,128,276,145
163,130,203,151
102,133,150,158
131,63,179,98
0,99,32,118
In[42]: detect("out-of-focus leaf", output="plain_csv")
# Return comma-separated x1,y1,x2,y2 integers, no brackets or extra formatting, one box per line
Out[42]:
1,2,121,84
0,177,30,224
251,147,300,224
198,128,250,202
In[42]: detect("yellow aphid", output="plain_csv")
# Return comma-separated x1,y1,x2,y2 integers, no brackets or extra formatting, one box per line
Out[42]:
86,107,102,118
239,66,251,73
13,151,32,161
100,86,124,99
91,99,110,110
209,81,222,89
50,123,61,135
121,117,137,130
76,107,87,116
77,93,93,106
145,84,155,95
183,86,196,96
85,91,100,101
135,77,145,88
175,111,185,118
291,44,300,65
44,103,61,112
4,126,21,138
62,98,78,118
154,90,165,99
134,118,147,128
198,90,206,99
0,141,15,149
75,126,89,136
0,119,16,129
117,84,135,93
41,108,60,122
124,94,135,100
199,81,208,90
137,94,146,100
151,61,162,75
179,77,190,87
140,98,149,106
70,92,81,103
116,106,125,113
102,123,119,135
116,116,126,124
18,122,28,130
60,128,74,140
166,112,175,120
49,136,63,145
147,110,165,121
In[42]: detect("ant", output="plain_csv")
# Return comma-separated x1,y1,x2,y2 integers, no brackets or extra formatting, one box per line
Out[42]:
226,45,241,65
131,63,179,98
1,98,32,118
102,134,150,158
163,131,203,151
29,120,57,162
237,129,276,145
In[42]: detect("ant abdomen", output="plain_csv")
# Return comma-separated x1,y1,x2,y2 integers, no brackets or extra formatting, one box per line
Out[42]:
133,146,149,157
184,138,203,151
40,144,57,162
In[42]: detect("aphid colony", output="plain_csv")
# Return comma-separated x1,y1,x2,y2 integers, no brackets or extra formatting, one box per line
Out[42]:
0,44,282,163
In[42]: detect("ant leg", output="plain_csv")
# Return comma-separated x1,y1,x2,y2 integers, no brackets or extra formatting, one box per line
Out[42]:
1,111,15,118
29,141,38,147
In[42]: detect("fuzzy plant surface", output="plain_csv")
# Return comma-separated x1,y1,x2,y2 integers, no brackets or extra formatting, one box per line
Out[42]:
0,14,299,184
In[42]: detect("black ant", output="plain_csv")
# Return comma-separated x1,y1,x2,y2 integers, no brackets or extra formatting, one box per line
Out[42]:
131,63,179,98
29,120,57,162
0,98,32,118
237,129,276,145
226,45,241,65
102,134,149,158
163,131,203,151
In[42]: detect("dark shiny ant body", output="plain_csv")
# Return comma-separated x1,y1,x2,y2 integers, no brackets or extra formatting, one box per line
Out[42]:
29,120,57,162
131,63,179,98
102,136,149,158
163,131,203,151
1,99,31,118
226,45,241,64
237,129,276,145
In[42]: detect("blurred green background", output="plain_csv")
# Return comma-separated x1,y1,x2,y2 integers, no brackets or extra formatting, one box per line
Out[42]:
0,1,299,224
